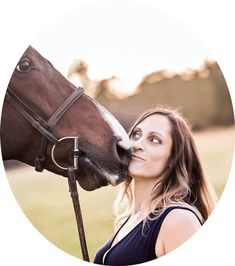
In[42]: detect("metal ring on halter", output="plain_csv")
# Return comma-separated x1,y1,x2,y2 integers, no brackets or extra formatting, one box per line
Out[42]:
51,136,80,170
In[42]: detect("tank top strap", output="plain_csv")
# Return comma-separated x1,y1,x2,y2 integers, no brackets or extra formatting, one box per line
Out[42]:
147,205,202,258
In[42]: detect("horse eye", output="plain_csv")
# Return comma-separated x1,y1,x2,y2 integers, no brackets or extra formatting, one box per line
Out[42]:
16,61,31,73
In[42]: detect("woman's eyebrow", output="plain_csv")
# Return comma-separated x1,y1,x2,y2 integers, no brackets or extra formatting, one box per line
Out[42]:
149,131,164,138
133,127,141,132
134,126,164,137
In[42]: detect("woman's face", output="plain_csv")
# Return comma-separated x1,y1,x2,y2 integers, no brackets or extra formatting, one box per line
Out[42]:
128,114,173,180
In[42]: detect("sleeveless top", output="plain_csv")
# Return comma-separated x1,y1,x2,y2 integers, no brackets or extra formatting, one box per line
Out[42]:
93,206,202,265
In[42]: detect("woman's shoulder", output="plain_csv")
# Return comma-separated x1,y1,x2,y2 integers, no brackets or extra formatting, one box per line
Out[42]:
155,207,202,257
153,204,203,224
161,207,202,231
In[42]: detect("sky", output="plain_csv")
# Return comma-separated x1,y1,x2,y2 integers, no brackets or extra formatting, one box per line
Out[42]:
31,1,214,95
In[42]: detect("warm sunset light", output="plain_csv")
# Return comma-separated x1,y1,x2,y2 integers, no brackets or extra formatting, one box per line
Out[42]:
1,1,235,266
32,2,214,97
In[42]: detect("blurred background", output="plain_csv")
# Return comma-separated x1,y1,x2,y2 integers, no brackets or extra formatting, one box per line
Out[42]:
3,1,235,261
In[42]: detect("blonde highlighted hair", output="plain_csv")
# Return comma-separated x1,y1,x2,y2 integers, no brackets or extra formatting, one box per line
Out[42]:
114,105,217,229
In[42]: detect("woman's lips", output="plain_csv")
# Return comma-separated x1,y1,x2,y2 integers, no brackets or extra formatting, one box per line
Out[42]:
132,154,145,161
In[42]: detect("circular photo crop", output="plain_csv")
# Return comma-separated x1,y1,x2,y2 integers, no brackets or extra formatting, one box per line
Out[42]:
1,1,234,265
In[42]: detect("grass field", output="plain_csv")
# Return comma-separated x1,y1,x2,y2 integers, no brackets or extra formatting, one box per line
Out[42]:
5,126,235,260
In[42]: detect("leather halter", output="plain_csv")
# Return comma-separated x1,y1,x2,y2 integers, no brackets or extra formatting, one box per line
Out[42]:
6,86,84,171
6,86,90,261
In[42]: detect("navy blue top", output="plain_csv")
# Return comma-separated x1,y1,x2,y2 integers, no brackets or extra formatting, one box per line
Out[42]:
93,206,201,265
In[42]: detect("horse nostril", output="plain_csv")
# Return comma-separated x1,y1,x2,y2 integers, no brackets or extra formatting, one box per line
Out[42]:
116,142,132,165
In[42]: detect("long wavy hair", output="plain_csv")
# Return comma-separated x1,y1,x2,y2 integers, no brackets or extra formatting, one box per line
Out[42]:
114,106,217,229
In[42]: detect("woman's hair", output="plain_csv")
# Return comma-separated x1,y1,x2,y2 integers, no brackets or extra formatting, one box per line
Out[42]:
114,105,217,229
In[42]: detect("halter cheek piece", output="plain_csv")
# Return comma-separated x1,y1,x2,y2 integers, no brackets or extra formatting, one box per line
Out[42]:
6,86,84,171
6,86,90,261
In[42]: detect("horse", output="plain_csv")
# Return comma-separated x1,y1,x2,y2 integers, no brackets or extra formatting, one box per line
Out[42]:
0,46,132,191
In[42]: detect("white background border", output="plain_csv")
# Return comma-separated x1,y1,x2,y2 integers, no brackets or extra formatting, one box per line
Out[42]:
0,1,234,265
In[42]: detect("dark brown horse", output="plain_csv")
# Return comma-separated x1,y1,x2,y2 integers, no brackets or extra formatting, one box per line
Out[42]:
0,46,131,191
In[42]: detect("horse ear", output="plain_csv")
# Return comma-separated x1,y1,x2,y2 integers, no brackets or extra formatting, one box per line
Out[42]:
27,45,36,53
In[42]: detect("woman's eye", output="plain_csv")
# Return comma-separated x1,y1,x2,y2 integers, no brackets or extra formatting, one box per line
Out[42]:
131,132,141,140
151,137,160,144
16,60,31,73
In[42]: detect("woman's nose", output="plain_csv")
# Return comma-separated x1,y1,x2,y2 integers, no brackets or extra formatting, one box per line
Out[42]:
131,137,144,151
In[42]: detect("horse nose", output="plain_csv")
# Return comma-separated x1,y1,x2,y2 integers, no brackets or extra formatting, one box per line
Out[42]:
115,138,132,165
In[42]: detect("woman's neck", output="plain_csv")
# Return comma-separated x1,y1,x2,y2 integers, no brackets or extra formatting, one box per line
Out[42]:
132,177,157,216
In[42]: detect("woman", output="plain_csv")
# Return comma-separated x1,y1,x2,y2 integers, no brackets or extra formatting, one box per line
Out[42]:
94,106,217,265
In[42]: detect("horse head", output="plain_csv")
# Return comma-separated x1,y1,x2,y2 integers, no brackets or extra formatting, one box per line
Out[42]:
0,46,132,191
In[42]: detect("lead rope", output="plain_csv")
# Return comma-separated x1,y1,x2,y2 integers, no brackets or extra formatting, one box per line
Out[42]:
67,167,90,262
